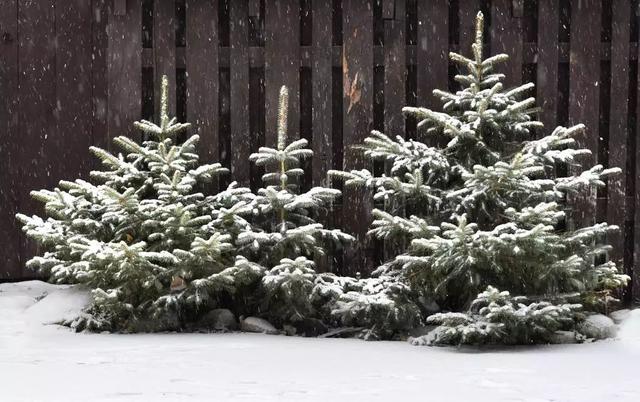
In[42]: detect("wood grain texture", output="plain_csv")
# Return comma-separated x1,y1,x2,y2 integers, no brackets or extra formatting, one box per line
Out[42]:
0,0,21,278
608,0,629,275
229,0,251,185
154,0,176,117
491,0,523,88
16,0,57,275
536,0,559,134
568,0,601,229
107,0,142,142
265,0,300,148
186,0,219,168
342,0,374,275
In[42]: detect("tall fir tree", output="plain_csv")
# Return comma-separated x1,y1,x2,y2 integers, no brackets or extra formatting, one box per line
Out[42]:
330,12,629,345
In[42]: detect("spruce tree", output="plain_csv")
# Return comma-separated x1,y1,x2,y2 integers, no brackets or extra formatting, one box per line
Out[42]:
237,86,353,324
17,76,248,331
330,12,629,345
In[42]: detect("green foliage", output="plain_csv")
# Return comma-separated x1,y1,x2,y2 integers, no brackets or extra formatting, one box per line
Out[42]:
330,11,629,345
17,76,239,331
419,286,583,346
240,86,353,267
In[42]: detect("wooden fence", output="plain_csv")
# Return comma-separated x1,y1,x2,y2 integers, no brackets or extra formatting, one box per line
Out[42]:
1,0,639,300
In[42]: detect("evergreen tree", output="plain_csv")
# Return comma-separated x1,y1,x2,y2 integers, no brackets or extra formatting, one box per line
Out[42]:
17,76,248,331
235,86,354,325
330,12,629,345
238,86,353,265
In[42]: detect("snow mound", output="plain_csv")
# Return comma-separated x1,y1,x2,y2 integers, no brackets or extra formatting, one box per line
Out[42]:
1,281,639,402
0,280,89,327
618,308,640,343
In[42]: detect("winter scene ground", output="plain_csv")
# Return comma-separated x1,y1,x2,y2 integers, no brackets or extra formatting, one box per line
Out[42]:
1,280,639,402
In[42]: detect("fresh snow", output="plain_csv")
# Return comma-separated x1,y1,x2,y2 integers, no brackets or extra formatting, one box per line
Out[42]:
1,281,639,402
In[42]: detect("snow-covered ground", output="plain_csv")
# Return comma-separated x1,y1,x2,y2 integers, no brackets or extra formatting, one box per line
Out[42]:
1,281,639,402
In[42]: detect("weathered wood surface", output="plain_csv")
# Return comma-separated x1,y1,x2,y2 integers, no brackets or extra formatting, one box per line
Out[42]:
0,1,638,300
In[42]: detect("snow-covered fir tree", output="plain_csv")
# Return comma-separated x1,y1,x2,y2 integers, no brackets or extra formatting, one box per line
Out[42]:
238,86,353,265
330,12,629,345
17,76,248,331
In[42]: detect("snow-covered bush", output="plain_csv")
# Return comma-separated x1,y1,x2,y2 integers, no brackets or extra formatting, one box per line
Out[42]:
420,286,583,346
331,12,629,345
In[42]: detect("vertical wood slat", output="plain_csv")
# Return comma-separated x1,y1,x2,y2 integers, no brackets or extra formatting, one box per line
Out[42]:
0,0,21,278
536,0,559,133
56,0,93,182
459,0,480,57
383,0,406,261
265,0,300,148
154,0,176,117
416,0,448,116
186,0,219,169
17,0,57,270
384,0,406,138
634,0,640,301
568,0,601,228
491,0,523,88
107,0,142,142
229,0,251,185
342,0,374,275
311,0,334,273
608,0,629,276
312,0,333,187
92,0,109,161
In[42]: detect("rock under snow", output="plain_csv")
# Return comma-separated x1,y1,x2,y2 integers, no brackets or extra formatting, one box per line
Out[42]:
609,309,631,324
549,330,580,344
578,314,617,340
292,318,328,337
240,316,279,335
198,308,237,332
408,326,448,346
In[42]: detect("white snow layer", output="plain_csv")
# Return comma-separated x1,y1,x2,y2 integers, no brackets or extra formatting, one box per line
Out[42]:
1,281,639,402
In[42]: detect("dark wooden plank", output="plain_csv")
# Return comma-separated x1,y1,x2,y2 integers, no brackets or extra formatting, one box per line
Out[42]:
186,0,219,168
265,0,300,148
107,0,142,142
383,0,406,262
311,0,334,273
384,0,406,138
229,0,251,185
382,0,395,20
459,0,480,57
92,0,109,162
568,0,601,229
312,0,333,187
416,0,448,114
536,0,559,133
608,0,629,275
56,0,93,182
17,0,57,271
491,0,523,88
0,0,21,279
248,0,260,17
634,0,640,301
342,0,374,276
114,0,126,15
154,0,176,117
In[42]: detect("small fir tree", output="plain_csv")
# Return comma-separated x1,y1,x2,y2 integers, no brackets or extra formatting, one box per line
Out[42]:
330,12,629,345
237,86,353,324
17,76,247,331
